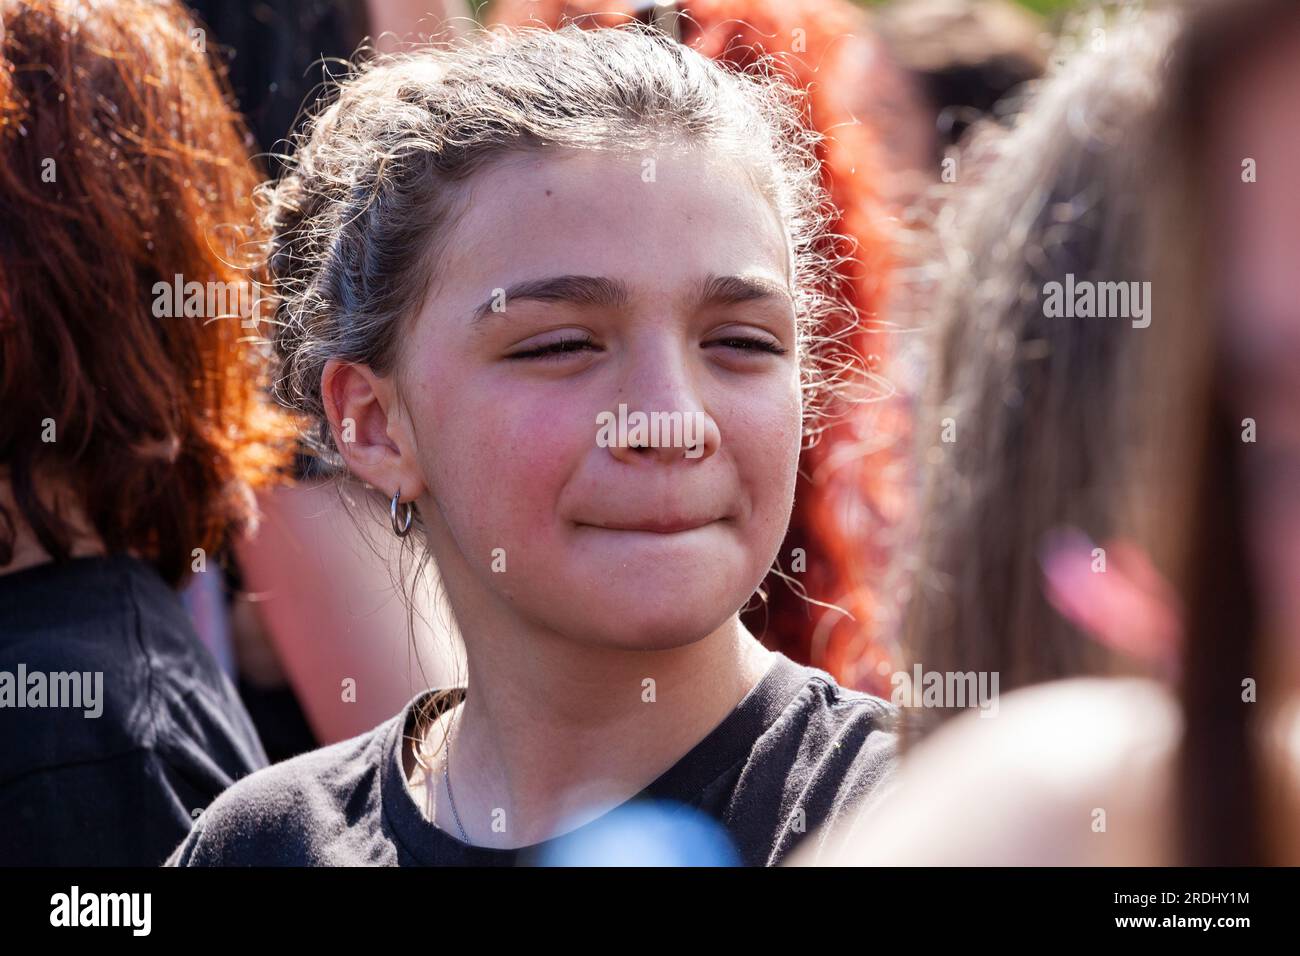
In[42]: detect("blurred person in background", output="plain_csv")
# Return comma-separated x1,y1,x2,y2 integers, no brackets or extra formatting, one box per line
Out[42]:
188,0,471,164
812,0,1300,866
866,0,1047,207
0,0,293,865
789,3,1171,864
888,3,1170,735
180,0,471,757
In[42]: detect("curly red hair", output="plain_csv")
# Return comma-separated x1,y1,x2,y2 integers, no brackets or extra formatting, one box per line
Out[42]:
0,0,295,585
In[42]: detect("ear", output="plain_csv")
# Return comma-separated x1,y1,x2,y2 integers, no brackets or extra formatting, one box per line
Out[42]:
321,358,427,504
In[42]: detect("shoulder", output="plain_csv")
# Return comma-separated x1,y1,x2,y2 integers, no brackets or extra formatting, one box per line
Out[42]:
729,659,899,863
754,662,899,779
0,747,197,865
166,715,398,866
0,555,265,784
897,676,1178,793
814,677,1179,865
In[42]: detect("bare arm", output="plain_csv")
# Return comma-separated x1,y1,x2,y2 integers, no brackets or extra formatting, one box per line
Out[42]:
233,480,463,744
792,679,1178,866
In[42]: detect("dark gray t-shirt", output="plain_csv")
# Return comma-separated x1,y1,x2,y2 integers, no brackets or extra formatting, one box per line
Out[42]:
166,652,897,866
0,554,268,866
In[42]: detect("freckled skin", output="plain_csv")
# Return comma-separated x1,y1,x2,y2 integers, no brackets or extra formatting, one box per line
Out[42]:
398,146,803,651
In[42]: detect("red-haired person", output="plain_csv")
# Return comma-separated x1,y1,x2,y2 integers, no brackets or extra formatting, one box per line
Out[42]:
0,0,293,865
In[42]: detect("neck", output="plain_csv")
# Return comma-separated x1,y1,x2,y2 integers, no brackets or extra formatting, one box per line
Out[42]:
0,474,107,577
419,614,773,849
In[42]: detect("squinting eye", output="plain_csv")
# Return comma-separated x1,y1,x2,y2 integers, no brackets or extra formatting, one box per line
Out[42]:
506,337,599,360
709,336,788,355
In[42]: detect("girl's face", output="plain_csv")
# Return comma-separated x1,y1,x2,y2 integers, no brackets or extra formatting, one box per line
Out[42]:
394,145,802,649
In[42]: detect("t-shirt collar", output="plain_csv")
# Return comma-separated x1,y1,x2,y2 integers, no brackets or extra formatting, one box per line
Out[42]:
378,651,814,865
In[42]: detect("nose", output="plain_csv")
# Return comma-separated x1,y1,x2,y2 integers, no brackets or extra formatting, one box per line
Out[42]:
603,409,722,465
601,344,722,466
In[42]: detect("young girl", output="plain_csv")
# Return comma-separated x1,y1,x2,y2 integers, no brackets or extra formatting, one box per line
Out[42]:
492,0,904,696
167,23,897,867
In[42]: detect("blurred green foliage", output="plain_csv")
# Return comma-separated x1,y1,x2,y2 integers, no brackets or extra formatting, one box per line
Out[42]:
1013,0,1079,12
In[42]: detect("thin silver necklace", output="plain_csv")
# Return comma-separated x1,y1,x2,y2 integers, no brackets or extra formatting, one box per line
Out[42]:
441,706,470,844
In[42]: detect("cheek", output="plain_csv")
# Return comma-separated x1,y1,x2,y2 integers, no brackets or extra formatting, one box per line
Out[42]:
718,375,803,523
415,372,590,541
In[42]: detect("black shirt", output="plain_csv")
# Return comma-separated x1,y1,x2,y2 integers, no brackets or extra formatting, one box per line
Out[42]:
0,555,269,866
166,651,898,866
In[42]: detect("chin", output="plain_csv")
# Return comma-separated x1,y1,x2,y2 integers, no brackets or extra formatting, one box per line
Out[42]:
551,588,745,652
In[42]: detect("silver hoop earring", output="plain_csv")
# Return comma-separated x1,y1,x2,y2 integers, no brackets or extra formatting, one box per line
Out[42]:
390,489,414,537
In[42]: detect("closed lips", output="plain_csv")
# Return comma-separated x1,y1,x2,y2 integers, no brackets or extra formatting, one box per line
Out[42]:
579,517,723,533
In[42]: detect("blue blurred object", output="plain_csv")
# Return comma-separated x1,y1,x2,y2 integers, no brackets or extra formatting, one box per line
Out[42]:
535,799,741,867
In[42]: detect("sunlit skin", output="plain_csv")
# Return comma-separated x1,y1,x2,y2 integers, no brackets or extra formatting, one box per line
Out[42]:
323,144,803,847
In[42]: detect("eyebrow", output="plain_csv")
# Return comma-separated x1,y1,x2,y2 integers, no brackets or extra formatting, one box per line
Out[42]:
468,273,793,325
